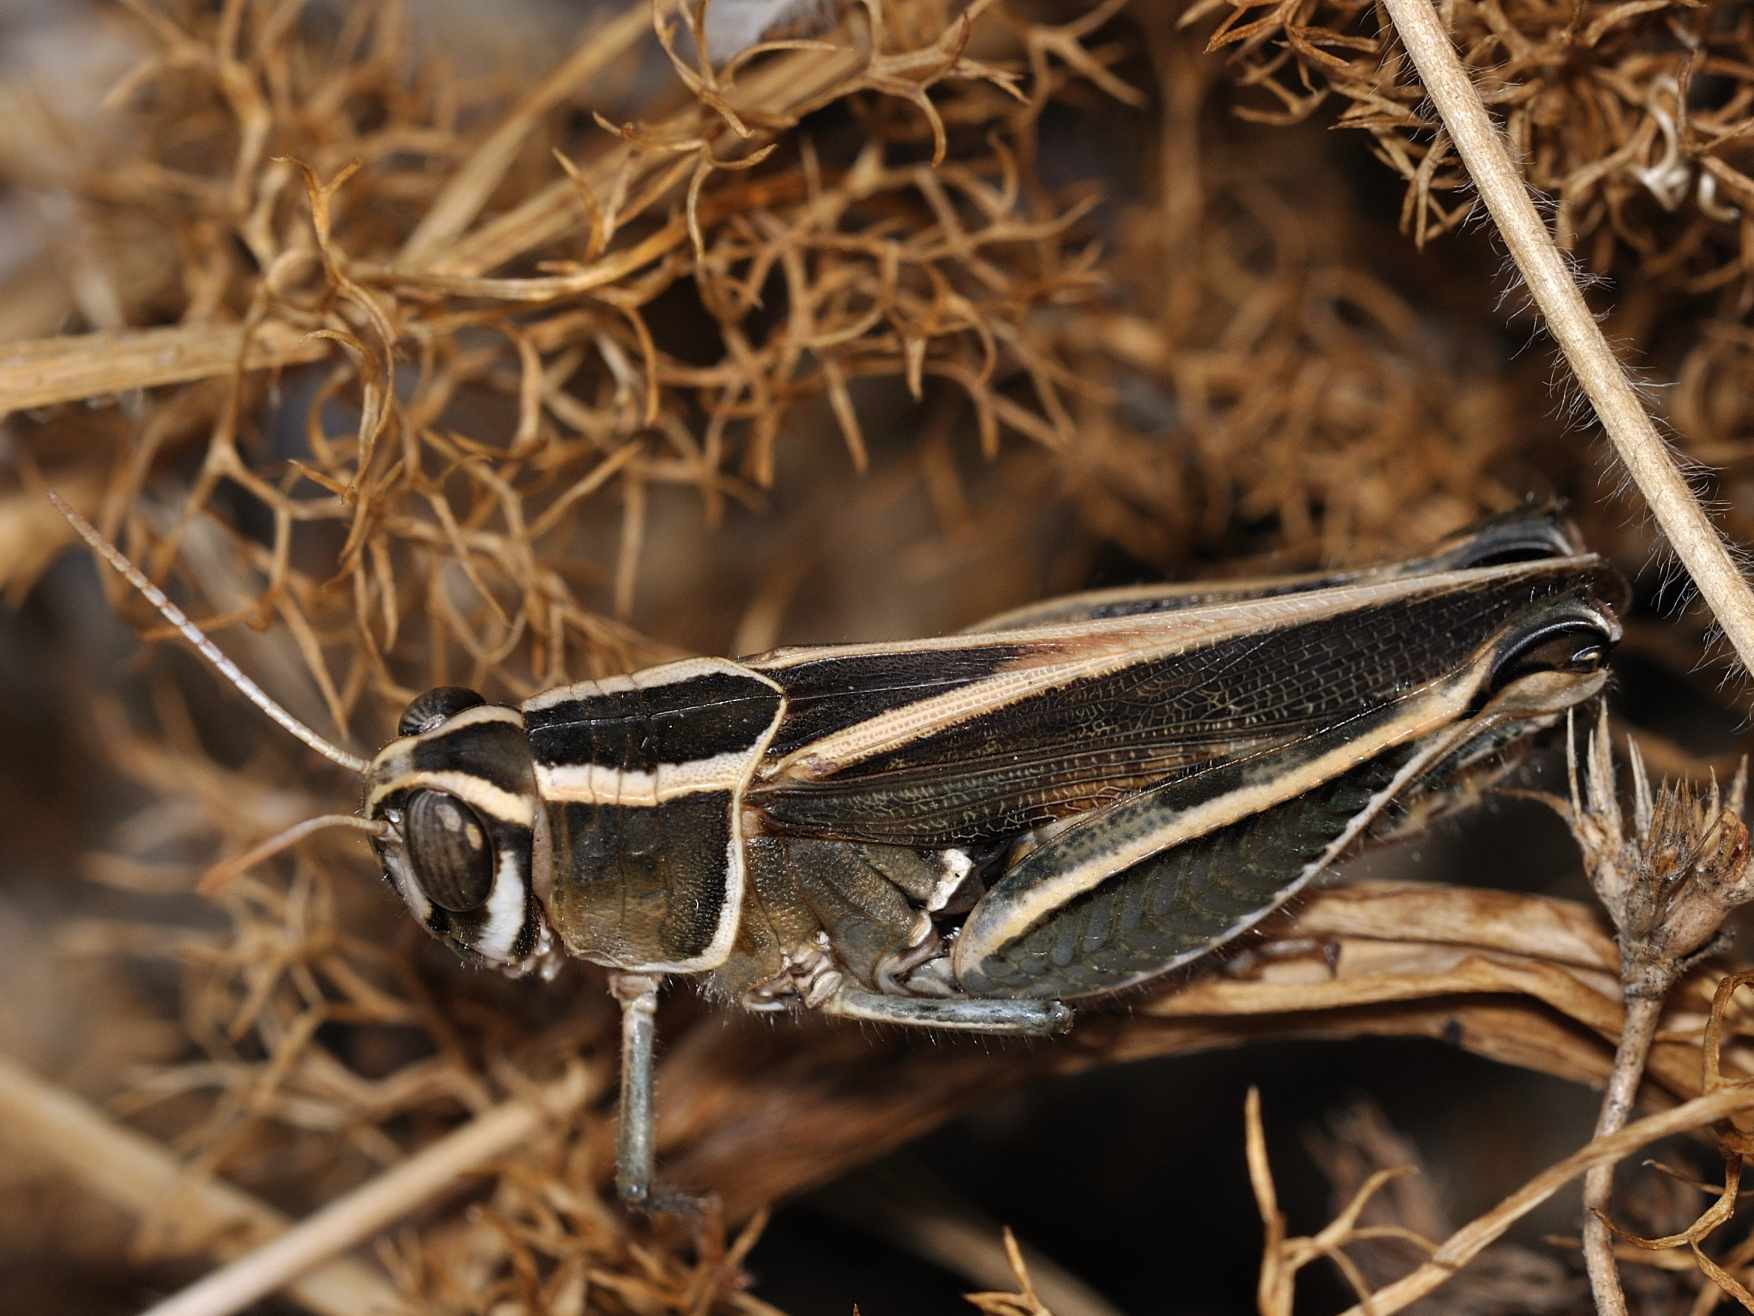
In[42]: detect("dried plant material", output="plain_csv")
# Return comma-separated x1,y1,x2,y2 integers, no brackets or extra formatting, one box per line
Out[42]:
0,1053,398,1316
1545,705,1754,1002
141,1066,594,1316
1185,0,1754,682
6,0,1754,1310
805,1167,1123,1313
1379,0,1754,686
963,1228,1057,1316
1187,0,1754,297
1596,1152,1753,1312
4,0,1122,732
1266,1084,1754,1314
1524,706,1754,1312
1582,971,1754,1314
1251,1088,1441,1315
1243,955,1754,1314
700,0,845,63
1309,1103,1584,1313
1217,9,1754,1291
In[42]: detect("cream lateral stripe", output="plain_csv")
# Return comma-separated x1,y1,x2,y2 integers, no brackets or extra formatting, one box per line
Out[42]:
963,680,1478,952
536,749,755,805
971,526,1576,630
535,764,658,803
633,657,782,691
629,684,789,976
751,559,1596,669
970,567,1351,629
368,771,535,826
371,704,526,764
758,562,1588,778
771,649,1174,778
439,703,526,731
523,673,635,712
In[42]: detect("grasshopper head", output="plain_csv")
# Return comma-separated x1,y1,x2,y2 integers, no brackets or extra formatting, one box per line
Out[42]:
46,493,562,975
365,687,557,976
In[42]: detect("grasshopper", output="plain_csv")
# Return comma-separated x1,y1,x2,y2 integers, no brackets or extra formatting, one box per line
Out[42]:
53,496,1625,1206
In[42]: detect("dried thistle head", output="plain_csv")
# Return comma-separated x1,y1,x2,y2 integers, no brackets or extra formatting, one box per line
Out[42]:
1541,703,1753,998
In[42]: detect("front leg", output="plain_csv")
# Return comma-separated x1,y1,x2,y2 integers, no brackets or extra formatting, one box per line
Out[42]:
608,971,662,1209
608,970,719,1217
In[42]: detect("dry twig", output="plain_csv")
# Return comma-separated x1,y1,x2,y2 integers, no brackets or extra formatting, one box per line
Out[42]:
0,1054,398,1316
141,1065,591,1316
1379,0,1754,682
1523,709,1754,1312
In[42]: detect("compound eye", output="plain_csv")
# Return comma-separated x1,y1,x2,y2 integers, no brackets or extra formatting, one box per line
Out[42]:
1489,619,1612,693
404,790,495,912
398,686,486,736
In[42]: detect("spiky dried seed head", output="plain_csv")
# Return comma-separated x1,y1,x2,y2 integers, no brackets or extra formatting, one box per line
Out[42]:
1540,704,1754,998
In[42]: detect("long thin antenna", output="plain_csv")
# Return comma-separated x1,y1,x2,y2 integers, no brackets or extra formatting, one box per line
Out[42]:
199,814,391,894
48,490,373,776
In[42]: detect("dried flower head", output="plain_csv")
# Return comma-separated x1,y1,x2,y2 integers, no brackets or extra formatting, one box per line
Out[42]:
1539,703,1754,998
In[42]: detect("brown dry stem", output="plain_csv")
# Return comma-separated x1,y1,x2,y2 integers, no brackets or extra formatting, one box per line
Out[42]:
1520,709,1754,1313
962,1228,1059,1316
1256,1083,1754,1316
1586,993,1669,1316
0,1053,398,1316
1244,902,1754,1313
1249,951,1754,1312
141,1064,591,1316
1371,0,1754,1285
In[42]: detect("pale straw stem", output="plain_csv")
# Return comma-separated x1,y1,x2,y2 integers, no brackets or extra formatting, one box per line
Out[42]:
140,1068,590,1316
1380,0,1754,680
0,1055,398,1316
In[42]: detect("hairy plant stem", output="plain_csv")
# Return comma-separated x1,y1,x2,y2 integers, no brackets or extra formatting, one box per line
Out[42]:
1368,1,1754,1307
1582,991,1665,1316
1379,0,1754,682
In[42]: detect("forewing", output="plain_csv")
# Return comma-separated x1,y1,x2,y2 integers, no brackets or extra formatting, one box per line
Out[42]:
746,558,1617,847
